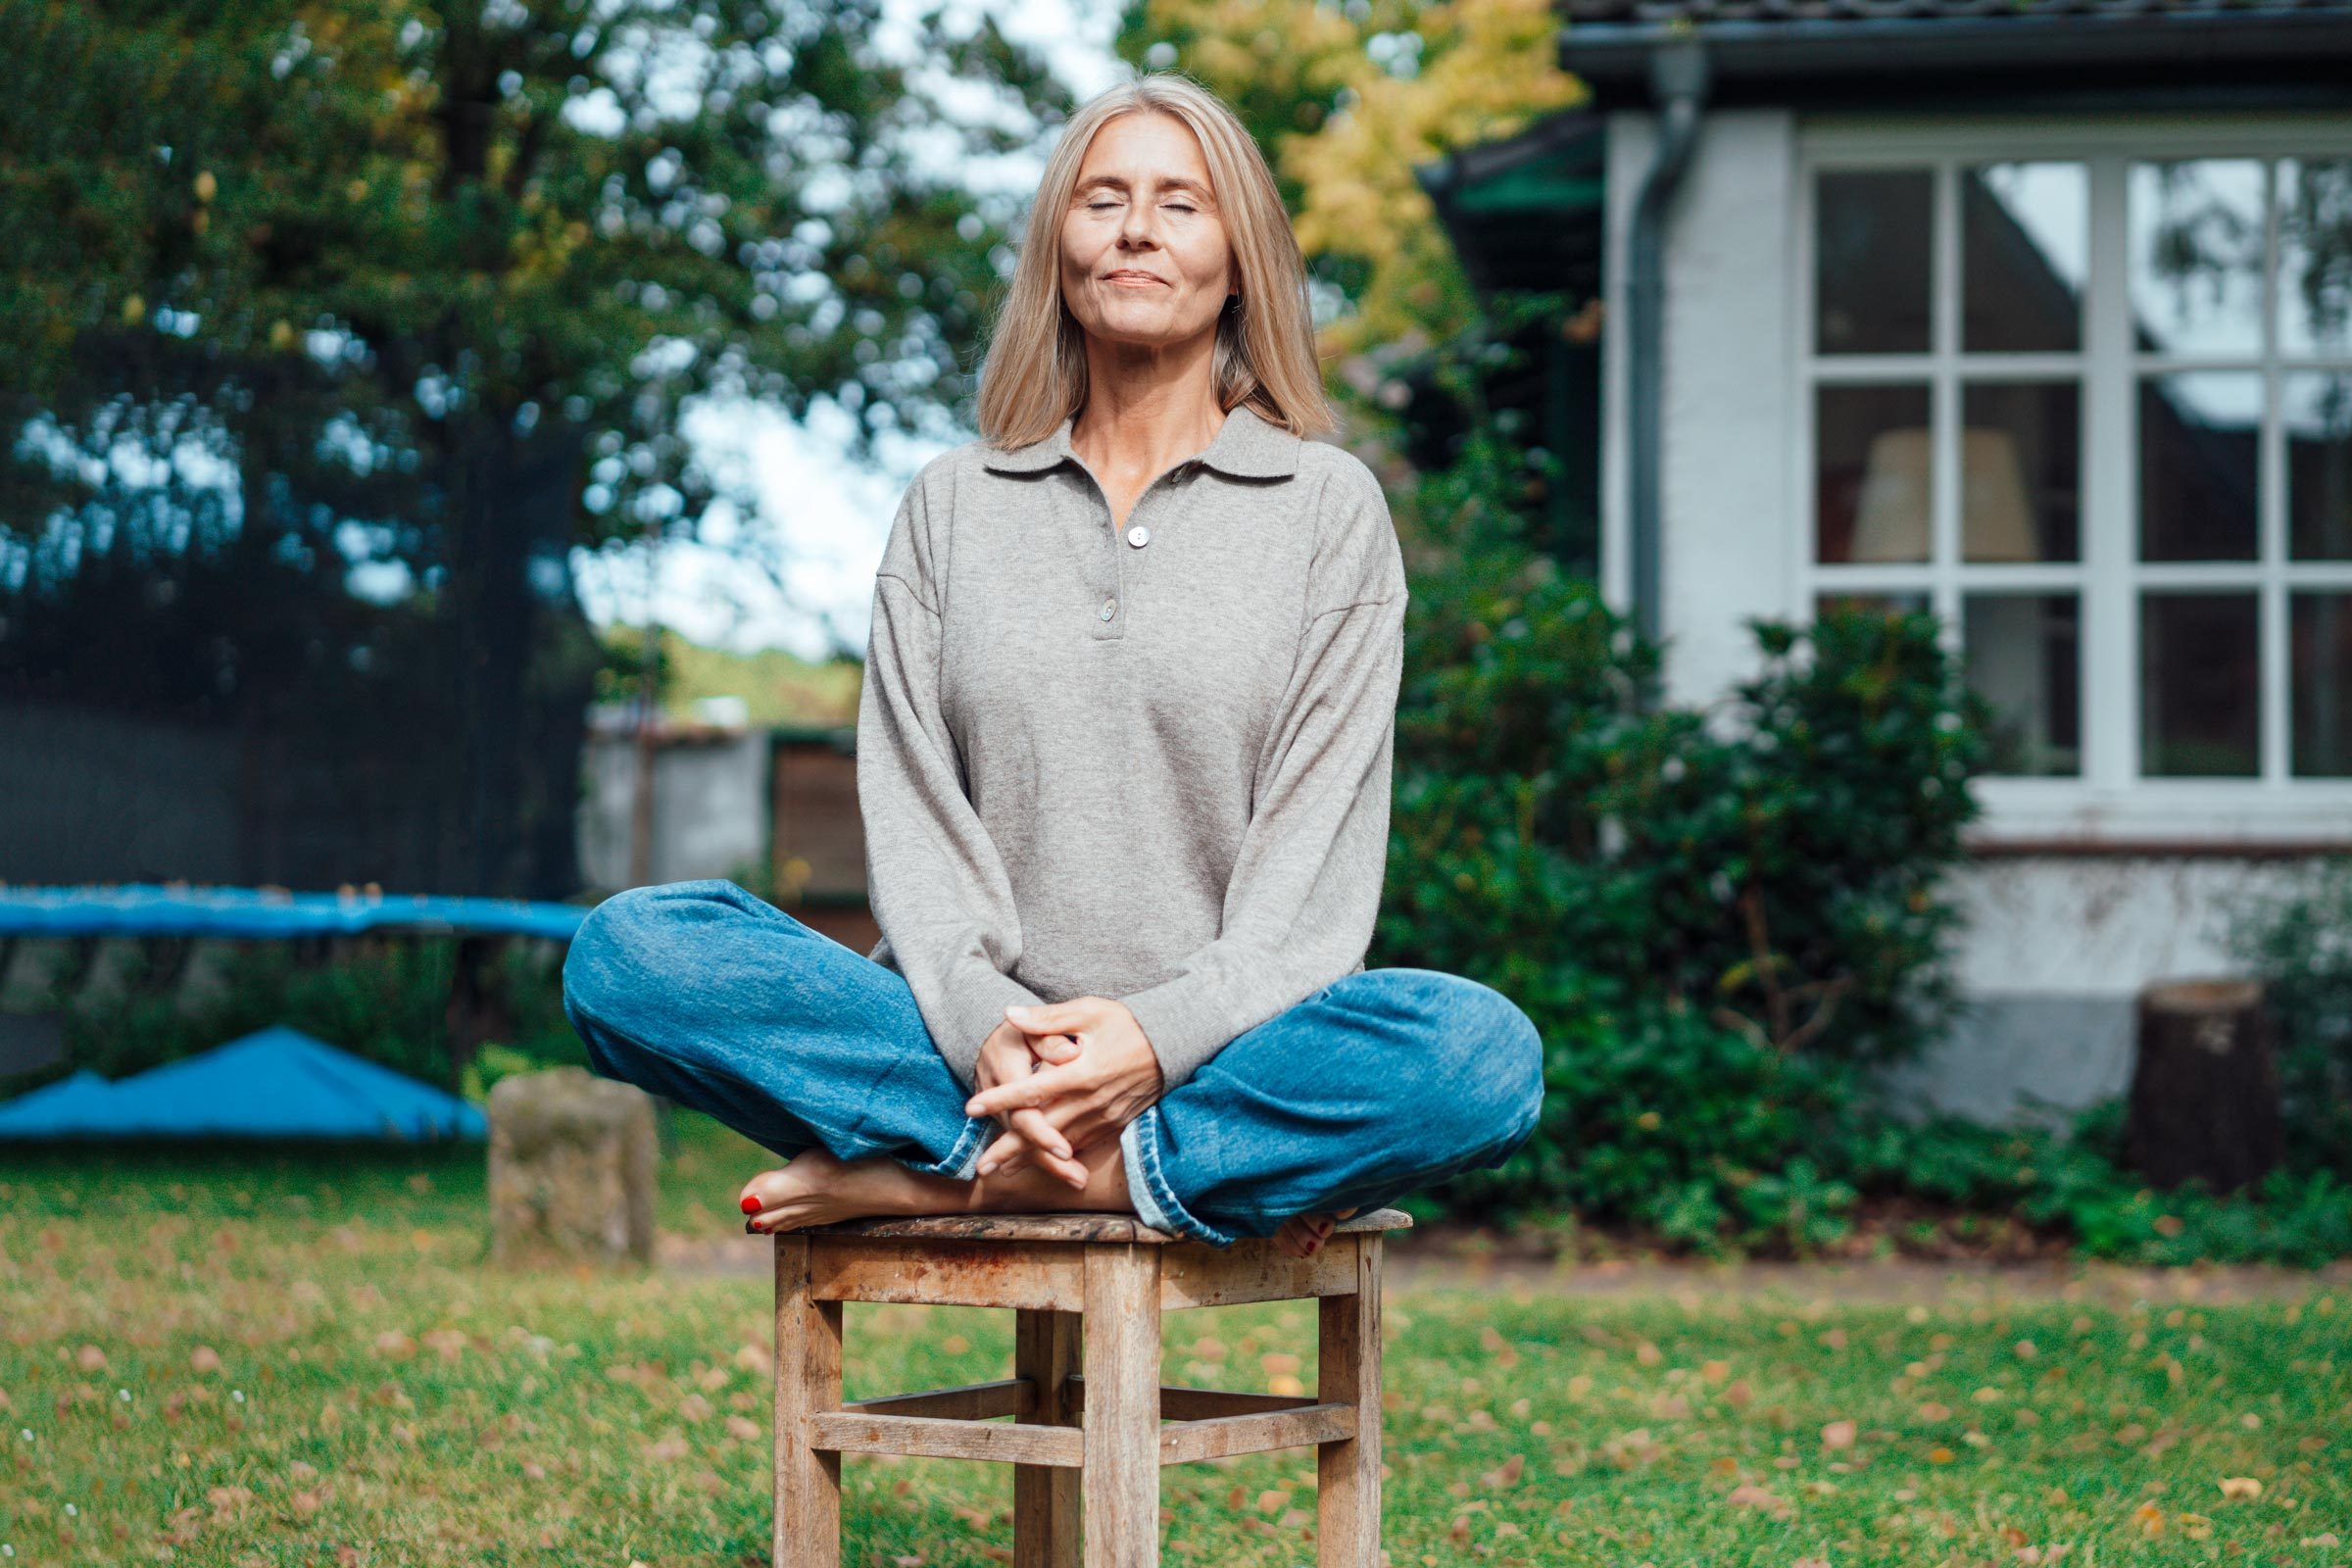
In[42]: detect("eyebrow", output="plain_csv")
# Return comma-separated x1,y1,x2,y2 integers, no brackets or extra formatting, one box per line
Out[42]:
1074,174,1214,201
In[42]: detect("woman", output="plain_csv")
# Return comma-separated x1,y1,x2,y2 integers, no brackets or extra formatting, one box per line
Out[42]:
561,72,1544,1256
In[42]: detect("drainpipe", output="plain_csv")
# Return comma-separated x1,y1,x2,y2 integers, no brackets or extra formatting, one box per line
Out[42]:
1626,38,1709,662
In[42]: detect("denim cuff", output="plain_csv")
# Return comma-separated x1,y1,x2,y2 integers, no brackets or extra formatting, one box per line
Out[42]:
894,1112,994,1181
1119,1105,1237,1248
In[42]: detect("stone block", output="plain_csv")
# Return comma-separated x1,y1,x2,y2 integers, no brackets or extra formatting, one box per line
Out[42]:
488,1066,657,1264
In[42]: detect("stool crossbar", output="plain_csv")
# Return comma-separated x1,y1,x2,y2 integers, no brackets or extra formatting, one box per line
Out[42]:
770,1207,1410,1567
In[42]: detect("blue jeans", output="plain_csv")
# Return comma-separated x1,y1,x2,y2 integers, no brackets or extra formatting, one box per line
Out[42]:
559,879,1545,1248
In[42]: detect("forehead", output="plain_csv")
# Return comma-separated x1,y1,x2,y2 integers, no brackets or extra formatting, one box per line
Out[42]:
1075,112,1212,188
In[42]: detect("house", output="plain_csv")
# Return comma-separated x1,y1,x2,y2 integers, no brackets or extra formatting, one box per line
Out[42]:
1422,3,2352,1123
575,708,878,954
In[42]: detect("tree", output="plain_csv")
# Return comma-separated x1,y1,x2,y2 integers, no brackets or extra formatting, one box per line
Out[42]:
0,0,1067,894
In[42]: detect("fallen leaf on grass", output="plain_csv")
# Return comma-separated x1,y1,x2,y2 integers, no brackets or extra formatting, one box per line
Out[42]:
1821,1420,1856,1450
1724,1485,1788,1518
2218,1477,2261,1500
189,1348,220,1376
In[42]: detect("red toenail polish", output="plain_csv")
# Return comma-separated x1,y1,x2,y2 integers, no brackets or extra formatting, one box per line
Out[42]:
746,1218,760,1234
740,1195,762,1215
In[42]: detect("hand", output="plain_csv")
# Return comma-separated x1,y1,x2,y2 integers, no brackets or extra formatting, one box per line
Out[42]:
965,998,1165,1182
972,1019,1089,1188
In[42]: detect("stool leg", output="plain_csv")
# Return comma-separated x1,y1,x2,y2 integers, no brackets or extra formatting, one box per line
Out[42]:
1081,1244,1160,1568
1317,1236,1382,1568
774,1236,843,1568
1013,1309,1081,1568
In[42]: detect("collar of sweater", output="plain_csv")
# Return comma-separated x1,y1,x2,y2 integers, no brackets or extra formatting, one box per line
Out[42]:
980,402,1301,480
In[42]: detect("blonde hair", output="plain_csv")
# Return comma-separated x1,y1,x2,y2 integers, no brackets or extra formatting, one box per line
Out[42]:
973,72,1336,448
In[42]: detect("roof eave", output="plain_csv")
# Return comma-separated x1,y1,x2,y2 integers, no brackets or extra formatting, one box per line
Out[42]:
1560,12,2352,111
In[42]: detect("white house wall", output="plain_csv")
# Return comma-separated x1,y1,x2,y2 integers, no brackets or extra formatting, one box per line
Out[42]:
1596,108,2305,1127
1882,856,2304,1126
1601,107,1803,710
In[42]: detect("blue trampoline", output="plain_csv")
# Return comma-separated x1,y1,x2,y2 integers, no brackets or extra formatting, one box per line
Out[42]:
0,882,586,941
0,1026,486,1141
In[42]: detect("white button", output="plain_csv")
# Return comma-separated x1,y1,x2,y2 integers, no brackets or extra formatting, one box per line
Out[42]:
1126,525,1151,548
1100,599,1116,621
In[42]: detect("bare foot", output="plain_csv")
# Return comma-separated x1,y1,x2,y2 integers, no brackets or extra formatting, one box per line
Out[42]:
738,1140,1136,1233
1273,1205,1359,1259
736,1149,940,1233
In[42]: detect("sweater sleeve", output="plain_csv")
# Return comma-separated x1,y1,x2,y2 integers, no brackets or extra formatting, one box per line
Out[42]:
858,475,1045,1094
1115,463,1408,1092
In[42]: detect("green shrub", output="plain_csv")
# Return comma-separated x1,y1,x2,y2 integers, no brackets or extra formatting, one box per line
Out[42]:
1376,417,1987,1253
1835,1102,2352,1266
2222,856,2352,1180
1372,396,2352,1262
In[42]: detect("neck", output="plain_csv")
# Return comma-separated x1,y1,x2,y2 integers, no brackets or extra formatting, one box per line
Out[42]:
1077,343,1232,484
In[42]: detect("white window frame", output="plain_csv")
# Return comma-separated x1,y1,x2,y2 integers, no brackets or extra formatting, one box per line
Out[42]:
1793,113,2352,848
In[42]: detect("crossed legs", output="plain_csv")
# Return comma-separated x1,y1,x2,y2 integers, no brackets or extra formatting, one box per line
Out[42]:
561,879,1544,1252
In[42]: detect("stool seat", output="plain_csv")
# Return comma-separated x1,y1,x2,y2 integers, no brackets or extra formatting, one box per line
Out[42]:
768,1206,1408,1566
798,1206,1413,1244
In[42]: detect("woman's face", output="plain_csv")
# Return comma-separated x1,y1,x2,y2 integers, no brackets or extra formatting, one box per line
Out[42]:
1058,112,1235,355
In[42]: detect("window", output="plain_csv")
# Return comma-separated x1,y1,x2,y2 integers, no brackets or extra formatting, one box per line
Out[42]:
1798,132,2352,828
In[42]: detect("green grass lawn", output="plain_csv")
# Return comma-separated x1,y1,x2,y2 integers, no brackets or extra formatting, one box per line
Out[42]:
3,1112,2348,1567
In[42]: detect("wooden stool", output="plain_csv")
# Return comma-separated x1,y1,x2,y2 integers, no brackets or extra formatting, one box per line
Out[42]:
769,1207,1410,1567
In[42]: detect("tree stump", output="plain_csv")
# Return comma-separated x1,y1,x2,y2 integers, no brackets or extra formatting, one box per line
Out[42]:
2125,978,2284,1197
488,1066,658,1264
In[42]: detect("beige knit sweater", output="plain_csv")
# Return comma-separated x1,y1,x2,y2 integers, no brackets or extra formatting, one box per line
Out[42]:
856,403,1407,1094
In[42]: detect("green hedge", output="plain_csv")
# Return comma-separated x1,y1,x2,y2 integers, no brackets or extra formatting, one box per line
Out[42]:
1378,417,2352,1262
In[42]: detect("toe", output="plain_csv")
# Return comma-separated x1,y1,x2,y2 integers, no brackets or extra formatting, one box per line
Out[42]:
739,1166,796,1215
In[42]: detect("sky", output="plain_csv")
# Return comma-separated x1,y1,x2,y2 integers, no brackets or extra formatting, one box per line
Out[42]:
569,0,1128,664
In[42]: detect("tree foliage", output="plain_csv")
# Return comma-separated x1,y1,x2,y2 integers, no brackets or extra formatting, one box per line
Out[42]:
0,0,1066,893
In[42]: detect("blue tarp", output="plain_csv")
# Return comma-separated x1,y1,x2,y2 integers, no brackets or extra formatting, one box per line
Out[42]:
0,883,586,941
0,1026,487,1141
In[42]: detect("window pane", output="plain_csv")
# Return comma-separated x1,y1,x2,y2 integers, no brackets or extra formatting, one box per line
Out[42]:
1962,381,2080,562
1964,594,2081,777
2279,158,2352,358
2141,593,2260,777
1818,383,1933,564
1963,162,2087,354
2139,372,2261,562
1816,170,1933,356
2286,371,2352,561
2129,159,2266,359
2291,593,2352,777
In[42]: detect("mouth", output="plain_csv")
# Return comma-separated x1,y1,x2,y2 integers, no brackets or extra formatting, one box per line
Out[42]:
1102,271,1165,286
